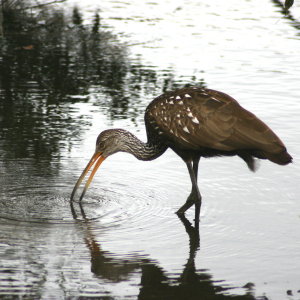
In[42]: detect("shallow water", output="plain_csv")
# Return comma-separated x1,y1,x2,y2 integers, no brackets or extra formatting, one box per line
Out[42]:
1,0,300,299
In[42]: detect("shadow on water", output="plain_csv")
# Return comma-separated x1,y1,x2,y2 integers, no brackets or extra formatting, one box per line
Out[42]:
0,1,205,161
271,0,300,32
71,202,256,300
0,2,262,299
0,3,124,161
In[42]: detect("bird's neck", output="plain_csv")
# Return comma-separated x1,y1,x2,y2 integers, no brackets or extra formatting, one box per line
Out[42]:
120,131,168,161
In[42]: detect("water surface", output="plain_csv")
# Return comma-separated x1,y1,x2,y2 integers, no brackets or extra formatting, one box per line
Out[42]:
0,0,300,299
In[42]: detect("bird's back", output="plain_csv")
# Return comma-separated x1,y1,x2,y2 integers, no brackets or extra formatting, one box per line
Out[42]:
145,87,292,166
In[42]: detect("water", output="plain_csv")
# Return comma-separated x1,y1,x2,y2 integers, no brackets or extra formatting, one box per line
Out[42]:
1,0,300,299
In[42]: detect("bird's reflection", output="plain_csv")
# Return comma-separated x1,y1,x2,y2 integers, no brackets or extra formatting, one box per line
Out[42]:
70,201,145,282
177,214,200,284
70,201,256,299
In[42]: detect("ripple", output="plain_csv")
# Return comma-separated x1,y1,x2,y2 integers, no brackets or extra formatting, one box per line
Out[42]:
0,161,187,234
0,179,75,224
67,176,191,258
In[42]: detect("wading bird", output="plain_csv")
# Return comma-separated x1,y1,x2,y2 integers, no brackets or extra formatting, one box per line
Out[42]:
70,87,292,222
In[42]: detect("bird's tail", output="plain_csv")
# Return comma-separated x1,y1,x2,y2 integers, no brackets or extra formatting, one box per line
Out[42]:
265,149,293,166
238,148,293,172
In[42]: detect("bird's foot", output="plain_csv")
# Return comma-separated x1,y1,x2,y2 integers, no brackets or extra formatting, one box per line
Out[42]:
176,197,194,215
176,194,201,229
176,192,201,215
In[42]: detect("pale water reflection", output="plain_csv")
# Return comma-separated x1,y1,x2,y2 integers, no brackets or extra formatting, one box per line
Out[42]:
1,0,300,299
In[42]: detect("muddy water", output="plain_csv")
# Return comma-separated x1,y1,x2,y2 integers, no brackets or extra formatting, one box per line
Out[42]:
1,0,300,299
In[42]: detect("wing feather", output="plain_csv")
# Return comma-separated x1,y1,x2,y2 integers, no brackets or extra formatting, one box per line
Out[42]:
145,87,285,154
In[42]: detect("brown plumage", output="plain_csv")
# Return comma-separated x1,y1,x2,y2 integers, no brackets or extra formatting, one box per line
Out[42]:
71,87,292,223
146,87,291,169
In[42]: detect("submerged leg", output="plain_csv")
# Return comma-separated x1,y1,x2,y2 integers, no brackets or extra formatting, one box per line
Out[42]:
176,157,202,223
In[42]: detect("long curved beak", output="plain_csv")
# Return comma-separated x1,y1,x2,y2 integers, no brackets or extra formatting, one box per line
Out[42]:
70,152,106,202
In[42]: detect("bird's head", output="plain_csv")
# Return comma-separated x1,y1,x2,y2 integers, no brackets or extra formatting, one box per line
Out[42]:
95,129,128,157
70,129,126,201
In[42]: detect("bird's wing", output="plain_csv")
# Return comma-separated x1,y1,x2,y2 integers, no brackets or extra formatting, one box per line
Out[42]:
146,88,284,153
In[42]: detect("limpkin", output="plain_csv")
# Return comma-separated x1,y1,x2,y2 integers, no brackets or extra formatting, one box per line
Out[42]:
71,87,292,221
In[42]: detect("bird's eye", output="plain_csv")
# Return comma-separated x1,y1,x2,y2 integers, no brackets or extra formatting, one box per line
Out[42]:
98,141,105,149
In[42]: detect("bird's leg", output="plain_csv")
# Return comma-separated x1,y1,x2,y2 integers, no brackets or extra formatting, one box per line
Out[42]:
192,156,200,181
191,157,201,224
176,158,202,223
188,158,202,224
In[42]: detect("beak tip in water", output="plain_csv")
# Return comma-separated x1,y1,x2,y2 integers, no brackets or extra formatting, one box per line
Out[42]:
70,152,105,202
